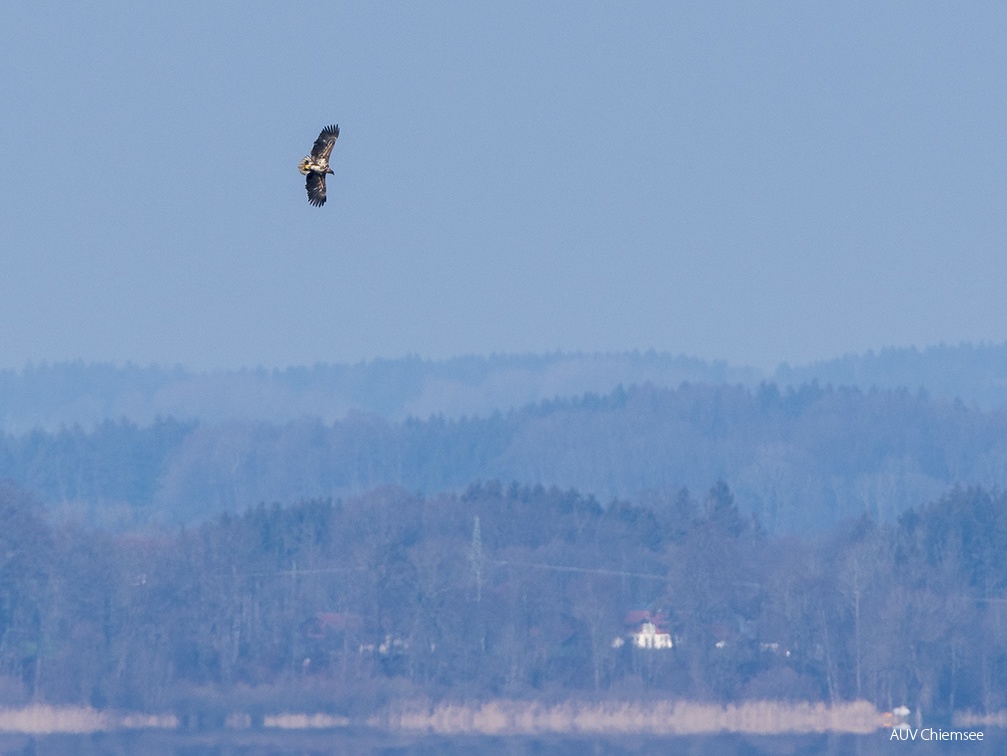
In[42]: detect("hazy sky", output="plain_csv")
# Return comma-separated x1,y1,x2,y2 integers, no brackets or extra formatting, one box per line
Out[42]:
3,2,1005,372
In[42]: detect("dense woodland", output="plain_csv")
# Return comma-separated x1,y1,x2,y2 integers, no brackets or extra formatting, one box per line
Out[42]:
0,480,1004,723
3,351,1007,722
5,343,1007,432
0,353,756,431
3,382,1007,532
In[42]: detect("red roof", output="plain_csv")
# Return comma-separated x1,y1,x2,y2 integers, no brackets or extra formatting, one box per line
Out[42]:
624,610,669,631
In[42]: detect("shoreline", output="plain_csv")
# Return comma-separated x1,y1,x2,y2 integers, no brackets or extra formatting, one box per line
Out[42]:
0,699,886,736
374,699,883,736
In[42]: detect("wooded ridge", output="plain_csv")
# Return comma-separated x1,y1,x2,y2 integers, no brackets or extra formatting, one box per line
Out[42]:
0,480,1002,721
3,381,1006,532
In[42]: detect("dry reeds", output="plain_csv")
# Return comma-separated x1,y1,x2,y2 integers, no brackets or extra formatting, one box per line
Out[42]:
379,699,882,735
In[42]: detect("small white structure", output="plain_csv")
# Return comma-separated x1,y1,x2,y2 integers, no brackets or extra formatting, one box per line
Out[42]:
631,620,673,650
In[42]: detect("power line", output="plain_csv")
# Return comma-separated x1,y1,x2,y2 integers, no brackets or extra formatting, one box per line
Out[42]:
487,558,668,582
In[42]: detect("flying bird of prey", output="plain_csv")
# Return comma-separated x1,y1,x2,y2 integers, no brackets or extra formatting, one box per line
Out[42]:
298,124,340,207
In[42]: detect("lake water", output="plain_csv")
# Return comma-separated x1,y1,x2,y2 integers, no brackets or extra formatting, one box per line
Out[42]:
3,728,1006,756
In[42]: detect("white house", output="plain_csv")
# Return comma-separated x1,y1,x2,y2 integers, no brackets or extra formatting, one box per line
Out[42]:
631,620,673,649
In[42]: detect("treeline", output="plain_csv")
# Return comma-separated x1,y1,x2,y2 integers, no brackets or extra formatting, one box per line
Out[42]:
0,481,1004,721
5,382,1007,531
0,353,755,431
7,343,1007,435
778,341,1007,409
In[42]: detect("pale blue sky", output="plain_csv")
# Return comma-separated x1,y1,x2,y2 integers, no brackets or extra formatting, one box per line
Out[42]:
2,2,1005,372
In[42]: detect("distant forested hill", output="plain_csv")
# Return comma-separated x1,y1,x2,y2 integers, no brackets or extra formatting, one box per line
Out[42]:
776,342,1007,408
3,344,1007,433
4,382,1007,532
0,353,755,432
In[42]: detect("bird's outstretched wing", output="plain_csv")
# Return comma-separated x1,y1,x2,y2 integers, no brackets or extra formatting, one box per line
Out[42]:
310,124,340,162
306,171,328,207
